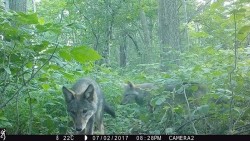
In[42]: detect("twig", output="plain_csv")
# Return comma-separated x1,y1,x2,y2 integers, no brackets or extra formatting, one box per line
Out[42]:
183,85,197,134
175,113,215,132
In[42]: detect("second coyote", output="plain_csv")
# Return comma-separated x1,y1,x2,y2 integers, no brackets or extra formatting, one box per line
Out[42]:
121,81,157,105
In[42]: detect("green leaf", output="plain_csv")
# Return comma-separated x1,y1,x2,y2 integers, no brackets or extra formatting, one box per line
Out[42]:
36,23,62,34
233,107,241,114
210,1,221,10
59,48,72,61
26,62,33,68
193,65,202,72
190,31,209,38
190,85,199,92
173,105,184,114
0,116,8,121
16,13,39,24
38,17,45,25
38,75,49,82
49,64,61,70
70,46,101,63
0,115,12,127
33,41,49,52
139,114,149,122
237,25,250,40
25,97,38,105
42,84,50,91
230,8,246,15
62,72,75,81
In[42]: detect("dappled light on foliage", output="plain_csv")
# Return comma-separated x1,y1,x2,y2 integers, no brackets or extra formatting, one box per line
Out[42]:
0,0,249,135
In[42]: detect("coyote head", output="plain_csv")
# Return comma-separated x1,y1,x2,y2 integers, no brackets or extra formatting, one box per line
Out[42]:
62,84,97,132
121,81,156,105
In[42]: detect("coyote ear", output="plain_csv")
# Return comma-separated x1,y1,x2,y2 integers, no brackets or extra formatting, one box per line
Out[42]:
127,81,134,89
83,84,95,102
62,86,75,102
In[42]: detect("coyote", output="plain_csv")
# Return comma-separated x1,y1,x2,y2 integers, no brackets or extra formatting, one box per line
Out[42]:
62,78,115,135
121,80,207,106
121,81,157,105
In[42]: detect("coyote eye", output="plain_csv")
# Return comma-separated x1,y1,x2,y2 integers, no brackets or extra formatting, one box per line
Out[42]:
70,111,76,115
82,110,88,113
125,94,130,97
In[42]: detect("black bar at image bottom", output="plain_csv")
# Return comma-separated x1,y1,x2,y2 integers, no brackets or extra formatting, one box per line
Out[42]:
1,135,249,141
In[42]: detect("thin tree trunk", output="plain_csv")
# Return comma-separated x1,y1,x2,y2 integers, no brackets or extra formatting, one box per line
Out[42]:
7,0,27,12
32,0,36,12
183,0,190,51
119,34,127,67
140,9,152,63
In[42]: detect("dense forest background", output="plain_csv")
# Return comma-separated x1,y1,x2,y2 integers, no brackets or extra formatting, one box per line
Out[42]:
0,0,250,135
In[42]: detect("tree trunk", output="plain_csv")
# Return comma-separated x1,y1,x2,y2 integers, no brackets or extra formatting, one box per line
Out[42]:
119,34,127,67
140,9,152,63
32,0,36,12
183,0,190,51
102,1,115,66
158,0,180,71
5,0,27,12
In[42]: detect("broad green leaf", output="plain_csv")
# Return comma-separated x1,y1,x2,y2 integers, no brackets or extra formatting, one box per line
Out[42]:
42,84,50,90
38,75,49,82
33,41,49,52
49,64,61,70
16,13,39,24
230,8,246,15
139,114,149,122
25,97,38,105
62,72,75,81
36,23,62,34
210,1,221,10
70,46,101,63
0,115,12,127
173,106,184,114
59,49,72,61
0,23,18,40
38,17,45,25
26,62,33,68
206,47,216,55
237,25,250,40
190,31,209,38
0,116,8,121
